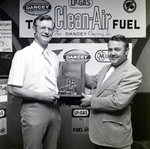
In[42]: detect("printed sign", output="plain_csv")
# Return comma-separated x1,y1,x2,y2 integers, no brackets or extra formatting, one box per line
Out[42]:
0,21,12,52
0,109,7,136
50,43,132,75
0,84,7,102
20,0,146,38
72,108,90,134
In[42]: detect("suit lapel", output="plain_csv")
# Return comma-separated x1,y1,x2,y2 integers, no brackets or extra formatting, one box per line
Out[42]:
96,60,130,96
98,65,110,85
95,65,110,95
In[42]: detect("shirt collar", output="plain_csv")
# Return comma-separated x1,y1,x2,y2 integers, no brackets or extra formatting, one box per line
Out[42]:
32,41,45,55
32,41,53,56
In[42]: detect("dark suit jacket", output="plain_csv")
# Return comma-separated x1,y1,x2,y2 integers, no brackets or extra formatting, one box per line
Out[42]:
85,60,142,147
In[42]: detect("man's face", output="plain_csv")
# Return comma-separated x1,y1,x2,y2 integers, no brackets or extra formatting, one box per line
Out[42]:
108,40,129,67
34,20,54,47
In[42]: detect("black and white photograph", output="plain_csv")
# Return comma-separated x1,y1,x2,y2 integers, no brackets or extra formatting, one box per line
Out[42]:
0,0,149,149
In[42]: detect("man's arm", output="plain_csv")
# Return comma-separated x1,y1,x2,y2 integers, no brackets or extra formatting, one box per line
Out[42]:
7,85,59,103
85,73,98,89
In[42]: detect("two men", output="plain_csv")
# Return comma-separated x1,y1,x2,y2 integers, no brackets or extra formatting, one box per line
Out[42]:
80,35,142,149
7,13,142,149
7,15,60,149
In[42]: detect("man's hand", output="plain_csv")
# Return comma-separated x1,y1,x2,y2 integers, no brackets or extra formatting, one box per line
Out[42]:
7,85,60,103
80,93,92,107
42,91,60,103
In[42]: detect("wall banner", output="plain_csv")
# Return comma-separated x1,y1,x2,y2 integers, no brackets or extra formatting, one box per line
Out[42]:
50,43,132,75
20,0,146,38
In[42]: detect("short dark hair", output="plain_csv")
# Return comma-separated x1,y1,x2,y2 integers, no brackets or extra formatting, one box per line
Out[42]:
109,34,129,49
33,14,55,28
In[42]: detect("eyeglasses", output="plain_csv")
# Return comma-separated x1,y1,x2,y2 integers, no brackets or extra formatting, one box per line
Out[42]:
34,25,54,32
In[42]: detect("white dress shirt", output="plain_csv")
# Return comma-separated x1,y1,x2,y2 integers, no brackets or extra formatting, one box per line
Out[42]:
8,41,59,92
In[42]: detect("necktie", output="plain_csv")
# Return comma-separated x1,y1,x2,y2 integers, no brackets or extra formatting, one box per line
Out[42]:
43,50,57,91
102,66,115,84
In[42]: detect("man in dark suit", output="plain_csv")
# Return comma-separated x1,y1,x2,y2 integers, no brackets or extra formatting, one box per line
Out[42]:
80,34,142,149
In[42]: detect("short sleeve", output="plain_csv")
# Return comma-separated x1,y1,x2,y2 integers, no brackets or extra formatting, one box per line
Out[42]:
7,51,27,86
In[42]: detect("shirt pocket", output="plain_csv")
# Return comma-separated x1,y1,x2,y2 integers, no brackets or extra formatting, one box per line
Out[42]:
27,67,44,79
24,67,45,89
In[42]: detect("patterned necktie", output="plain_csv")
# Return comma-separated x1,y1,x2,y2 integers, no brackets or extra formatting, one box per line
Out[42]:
102,66,115,84
43,50,57,91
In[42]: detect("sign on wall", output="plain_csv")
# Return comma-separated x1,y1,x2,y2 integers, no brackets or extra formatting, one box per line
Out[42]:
72,108,90,134
0,21,13,78
20,0,146,38
0,109,7,136
0,21,12,52
50,43,132,75
0,84,7,102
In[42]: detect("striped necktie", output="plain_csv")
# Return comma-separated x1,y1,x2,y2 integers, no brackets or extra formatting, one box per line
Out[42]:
43,50,57,91
102,66,115,84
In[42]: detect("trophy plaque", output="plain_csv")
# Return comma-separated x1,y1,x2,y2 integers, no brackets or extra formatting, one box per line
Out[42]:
57,61,85,97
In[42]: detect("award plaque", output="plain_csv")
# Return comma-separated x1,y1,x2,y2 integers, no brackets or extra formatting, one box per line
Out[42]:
57,61,85,97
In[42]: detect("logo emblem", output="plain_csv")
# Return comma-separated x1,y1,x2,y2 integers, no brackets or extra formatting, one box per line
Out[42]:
68,0,93,8
1,54,12,59
63,49,91,63
73,109,89,117
95,50,110,63
23,0,51,15
0,110,5,118
123,0,137,13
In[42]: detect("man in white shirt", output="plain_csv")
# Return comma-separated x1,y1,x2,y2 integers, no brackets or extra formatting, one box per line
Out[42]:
7,15,60,149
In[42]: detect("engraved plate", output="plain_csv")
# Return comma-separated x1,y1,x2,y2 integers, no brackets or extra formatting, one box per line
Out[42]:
57,62,85,97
